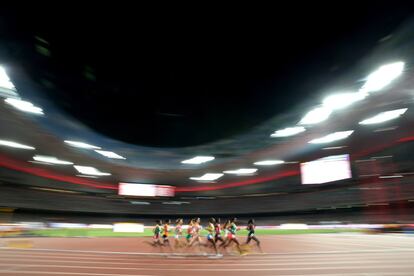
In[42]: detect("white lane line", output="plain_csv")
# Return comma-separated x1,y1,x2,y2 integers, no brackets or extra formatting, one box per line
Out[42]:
322,234,414,248
294,274,414,276
1,254,413,264
0,272,412,276
0,271,156,276
278,273,414,276
0,253,405,265
0,253,402,263
1,263,414,271
367,234,414,239
279,235,394,250
0,250,171,258
0,247,408,256
0,266,18,274
313,239,391,250
325,233,414,242
0,256,412,266
0,272,413,276
0,258,412,267
0,249,414,260
3,247,414,256
302,236,395,249
249,248,414,256
338,235,414,249
0,247,184,256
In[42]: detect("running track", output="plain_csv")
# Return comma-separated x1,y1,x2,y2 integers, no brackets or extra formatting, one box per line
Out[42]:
1,234,414,275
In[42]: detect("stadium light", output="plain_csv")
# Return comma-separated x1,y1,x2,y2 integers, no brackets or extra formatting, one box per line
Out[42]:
0,66,15,90
33,155,73,165
308,130,354,144
254,160,285,166
322,146,347,150
271,126,305,137
76,174,98,179
299,106,332,125
95,150,126,160
64,140,101,150
360,61,404,93
223,168,258,175
181,156,215,164
322,92,366,110
0,140,35,150
5,98,44,115
73,165,111,176
359,108,407,125
190,173,223,181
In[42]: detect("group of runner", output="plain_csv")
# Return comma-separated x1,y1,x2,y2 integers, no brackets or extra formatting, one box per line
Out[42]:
151,217,261,255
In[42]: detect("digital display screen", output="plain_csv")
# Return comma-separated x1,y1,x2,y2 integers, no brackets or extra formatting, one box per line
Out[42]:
300,154,352,184
118,183,175,197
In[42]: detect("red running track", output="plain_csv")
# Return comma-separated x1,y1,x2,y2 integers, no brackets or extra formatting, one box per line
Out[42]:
1,233,414,275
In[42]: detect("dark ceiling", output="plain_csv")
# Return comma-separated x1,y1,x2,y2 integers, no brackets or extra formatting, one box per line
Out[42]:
0,5,412,147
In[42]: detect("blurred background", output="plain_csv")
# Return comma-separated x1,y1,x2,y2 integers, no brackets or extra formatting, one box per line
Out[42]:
1,4,414,237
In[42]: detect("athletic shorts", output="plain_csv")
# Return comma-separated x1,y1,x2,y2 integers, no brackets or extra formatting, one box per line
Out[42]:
227,233,235,239
214,234,221,240
162,234,168,240
153,234,160,239
248,232,255,238
186,234,192,241
207,234,213,240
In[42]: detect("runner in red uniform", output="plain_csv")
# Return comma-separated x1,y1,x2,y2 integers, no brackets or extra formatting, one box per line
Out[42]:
186,218,194,244
214,218,225,246
223,217,243,254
